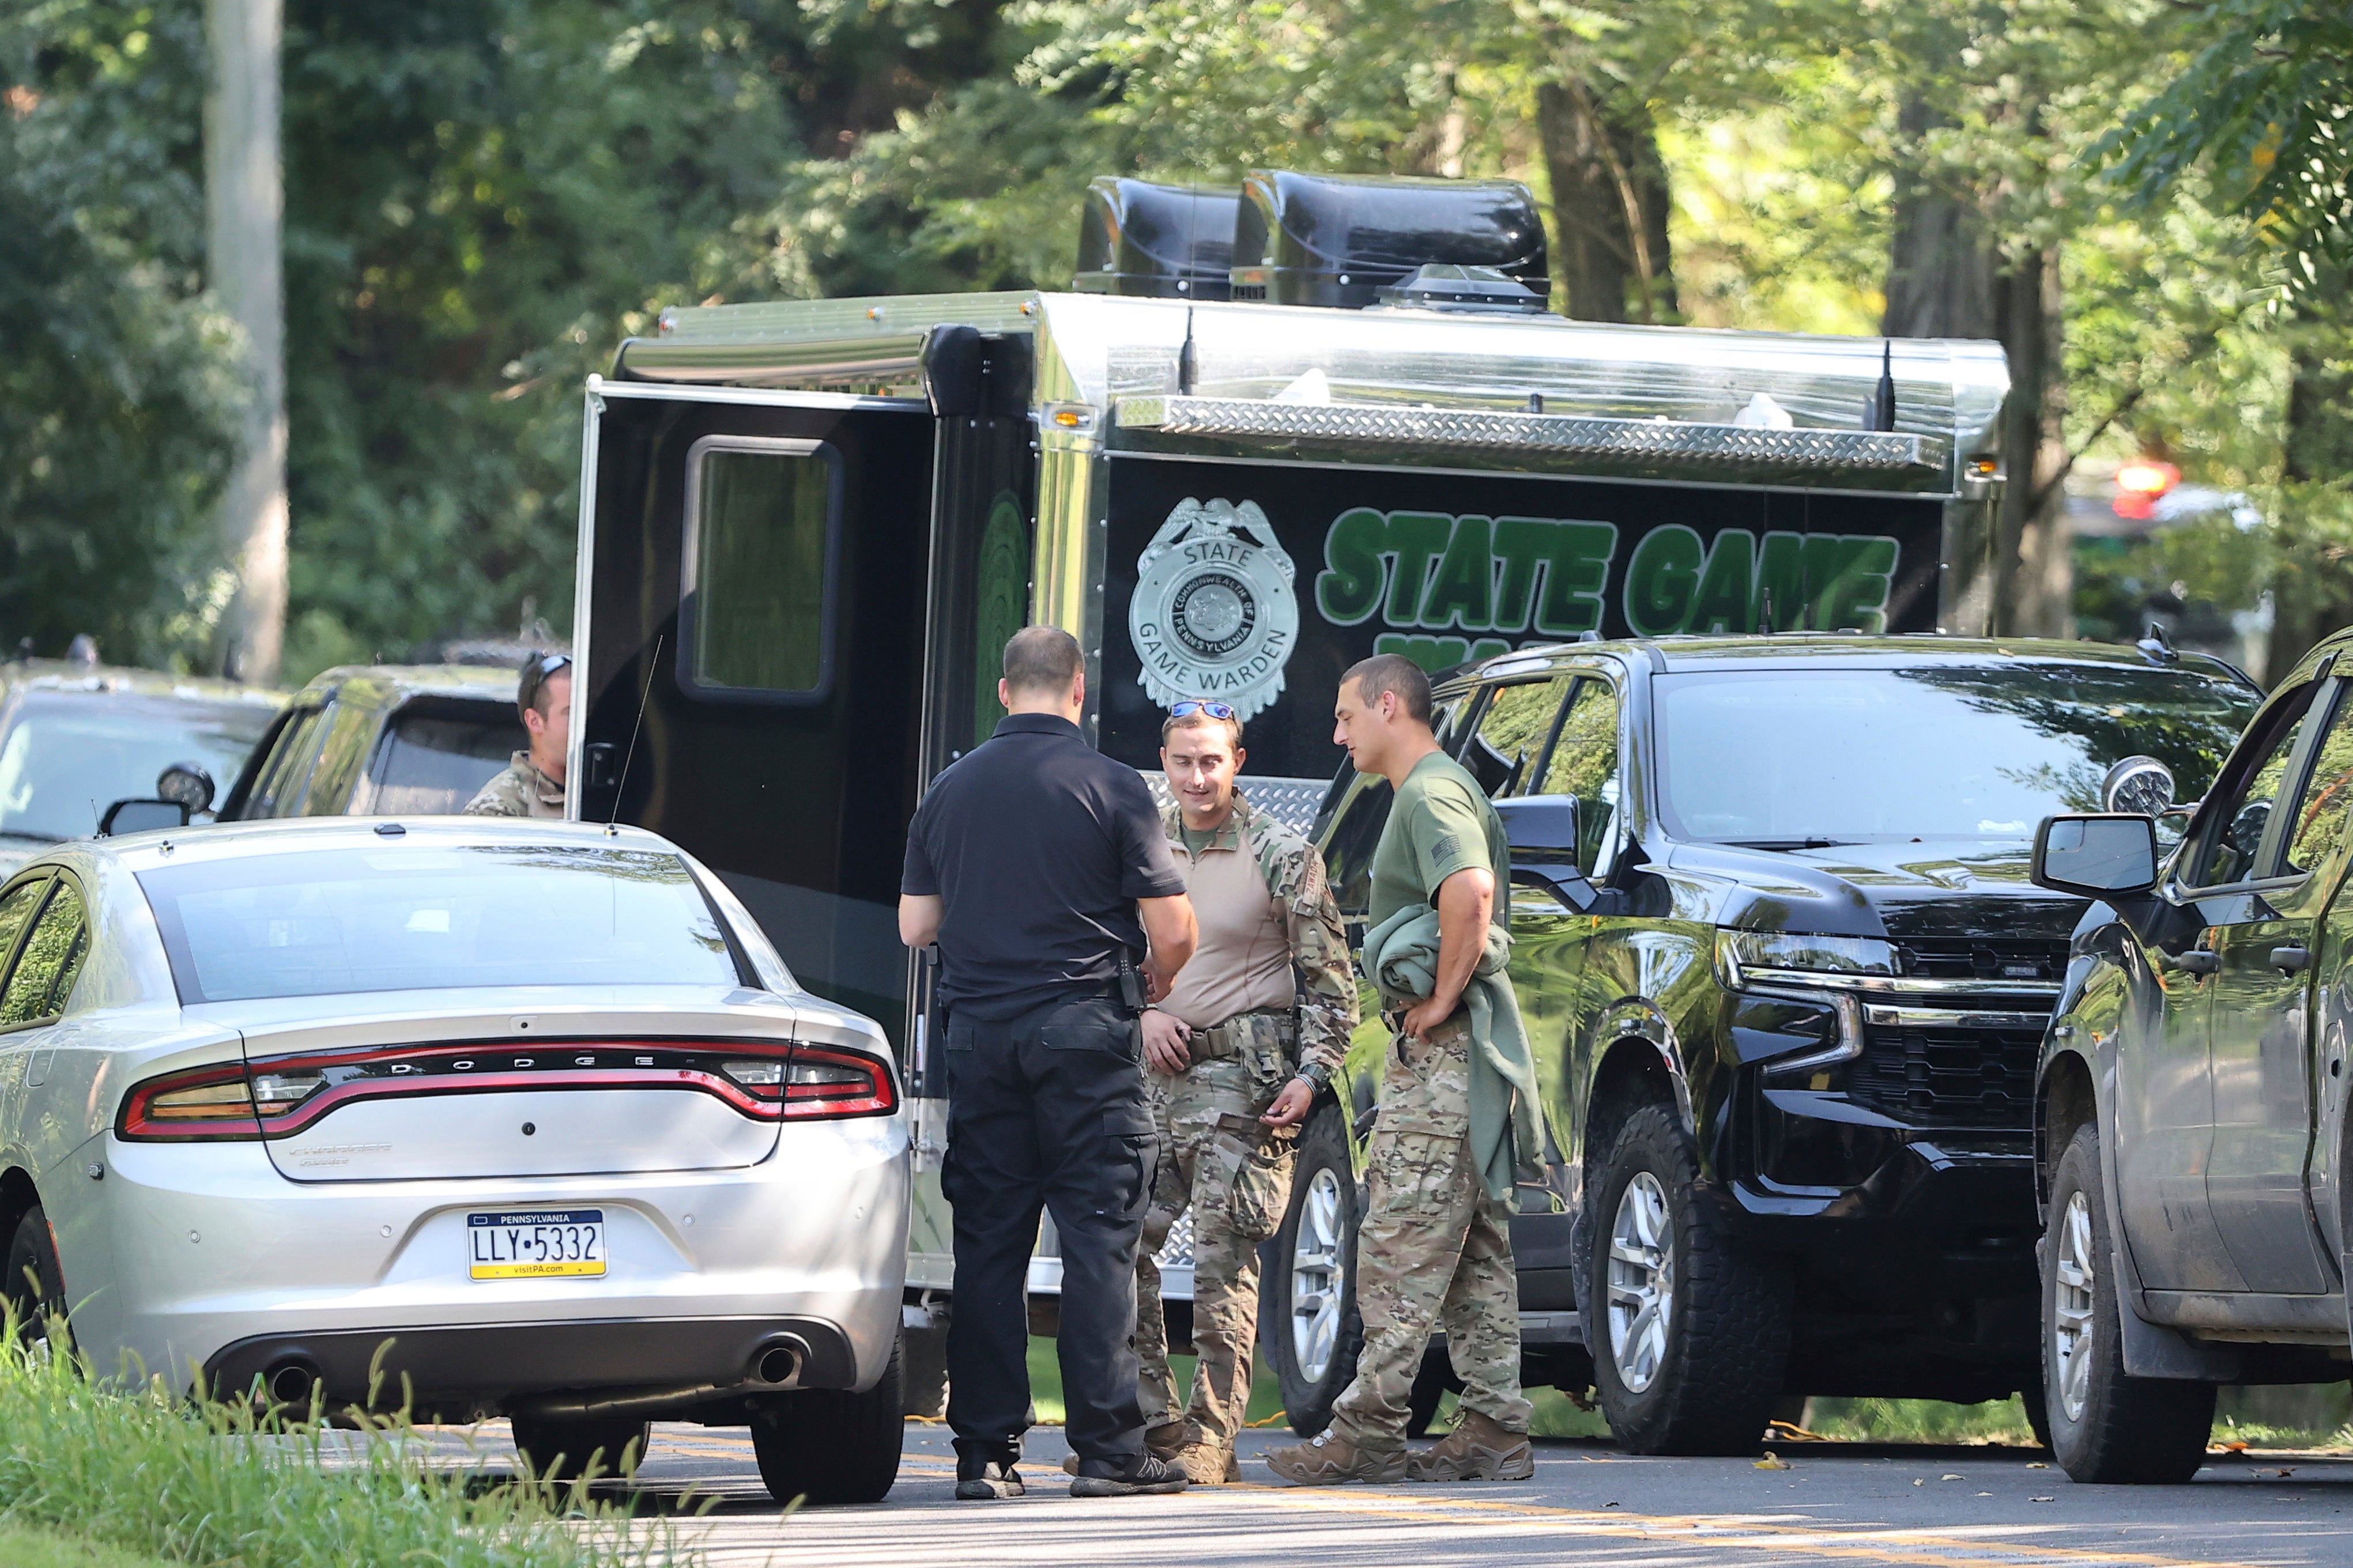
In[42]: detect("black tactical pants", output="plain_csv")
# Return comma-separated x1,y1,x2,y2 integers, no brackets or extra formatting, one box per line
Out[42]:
941,990,1156,1472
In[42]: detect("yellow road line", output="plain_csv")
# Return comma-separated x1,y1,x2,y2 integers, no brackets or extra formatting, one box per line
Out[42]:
1231,1484,2272,1568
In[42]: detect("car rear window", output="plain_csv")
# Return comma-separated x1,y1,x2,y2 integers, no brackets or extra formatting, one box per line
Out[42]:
359,708,527,815
137,845,744,1003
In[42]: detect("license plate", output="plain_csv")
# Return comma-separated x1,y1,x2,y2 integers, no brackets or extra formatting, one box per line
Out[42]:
467,1208,606,1280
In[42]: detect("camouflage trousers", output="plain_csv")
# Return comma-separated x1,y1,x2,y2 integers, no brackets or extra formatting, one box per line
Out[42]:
1135,1012,1299,1448
1326,1014,1530,1453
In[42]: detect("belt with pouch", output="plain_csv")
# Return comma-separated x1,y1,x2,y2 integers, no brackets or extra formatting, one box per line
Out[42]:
1186,1007,1295,1063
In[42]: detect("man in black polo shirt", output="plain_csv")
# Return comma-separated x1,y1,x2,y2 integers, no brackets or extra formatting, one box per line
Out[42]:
900,625,1198,1500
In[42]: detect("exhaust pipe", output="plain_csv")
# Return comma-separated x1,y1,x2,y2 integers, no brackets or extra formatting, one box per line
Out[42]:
266,1358,322,1407
751,1334,809,1388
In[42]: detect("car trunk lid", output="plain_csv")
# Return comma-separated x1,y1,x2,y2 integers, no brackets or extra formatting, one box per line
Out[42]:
229,991,815,1182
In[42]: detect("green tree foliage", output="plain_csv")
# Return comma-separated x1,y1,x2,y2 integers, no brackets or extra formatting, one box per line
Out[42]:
0,3,240,668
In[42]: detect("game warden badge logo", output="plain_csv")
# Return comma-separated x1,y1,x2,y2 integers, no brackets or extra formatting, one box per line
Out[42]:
1130,497,1300,723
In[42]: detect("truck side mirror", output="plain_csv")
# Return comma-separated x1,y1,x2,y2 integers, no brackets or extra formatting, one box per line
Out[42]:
2032,814,2158,899
100,798,191,837
1496,794,1580,863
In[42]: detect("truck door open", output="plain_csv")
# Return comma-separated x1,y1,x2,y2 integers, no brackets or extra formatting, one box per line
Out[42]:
572,382,936,1042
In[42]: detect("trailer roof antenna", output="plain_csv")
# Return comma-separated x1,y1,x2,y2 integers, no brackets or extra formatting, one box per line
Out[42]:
1177,307,1197,396
609,632,663,827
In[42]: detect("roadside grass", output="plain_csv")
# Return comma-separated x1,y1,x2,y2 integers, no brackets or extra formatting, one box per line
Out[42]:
0,1522,180,1568
0,1317,677,1568
1801,1396,2038,1445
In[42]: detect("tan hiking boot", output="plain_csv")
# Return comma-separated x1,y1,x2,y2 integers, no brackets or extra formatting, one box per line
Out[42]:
1063,1422,1189,1476
1172,1441,1240,1485
1405,1409,1534,1482
1263,1429,1408,1486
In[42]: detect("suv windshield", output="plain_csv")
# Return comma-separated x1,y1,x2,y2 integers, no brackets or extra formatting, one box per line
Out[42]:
0,692,278,843
1655,664,2260,844
138,844,743,1003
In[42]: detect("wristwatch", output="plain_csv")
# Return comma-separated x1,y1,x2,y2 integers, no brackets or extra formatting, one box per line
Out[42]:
1295,1061,1334,1094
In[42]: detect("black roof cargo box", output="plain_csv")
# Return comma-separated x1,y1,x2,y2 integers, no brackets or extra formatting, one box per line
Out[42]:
1228,171,1548,309
1073,177,1240,300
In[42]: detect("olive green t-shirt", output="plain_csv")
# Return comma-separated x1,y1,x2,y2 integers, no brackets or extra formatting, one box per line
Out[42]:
1367,750,1511,932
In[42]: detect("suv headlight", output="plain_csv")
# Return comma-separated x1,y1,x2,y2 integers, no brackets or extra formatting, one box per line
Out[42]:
1716,931,1896,991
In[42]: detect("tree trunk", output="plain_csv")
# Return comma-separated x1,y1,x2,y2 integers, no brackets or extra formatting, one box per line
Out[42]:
1534,80,1676,324
205,0,286,685
1991,245,2072,638
1883,93,2070,639
2266,305,2353,682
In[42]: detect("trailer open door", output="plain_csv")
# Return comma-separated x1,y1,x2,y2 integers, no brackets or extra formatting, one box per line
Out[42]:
571,380,936,1039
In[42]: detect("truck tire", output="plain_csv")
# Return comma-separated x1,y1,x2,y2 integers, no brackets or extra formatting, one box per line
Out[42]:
750,1331,903,1505
2042,1122,2213,1483
3,1203,68,1357
510,1415,651,1481
1588,1103,1791,1454
1264,1102,1363,1436
1405,1342,1461,1438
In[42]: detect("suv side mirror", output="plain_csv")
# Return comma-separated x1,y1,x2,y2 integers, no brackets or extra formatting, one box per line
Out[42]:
100,798,191,837
2032,814,2158,898
1496,794,1580,863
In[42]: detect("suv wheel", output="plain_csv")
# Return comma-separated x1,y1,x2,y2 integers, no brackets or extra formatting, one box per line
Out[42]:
2042,1121,2213,1483
1264,1102,1363,1436
749,1331,903,1505
510,1415,651,1481
1588,1104,1790,1454
4,1203,69,1358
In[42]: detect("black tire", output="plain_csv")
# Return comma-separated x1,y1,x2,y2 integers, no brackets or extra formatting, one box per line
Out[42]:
510,1414,652,1481
4,1203,69,1357
1405,1342,1462,1438
749,1330,903,1505
900,1321,949,1419
1587,1103,1791,1455
2041,1121,2214,1483
2020,1377,2053,1450
1262,1102,1363,1437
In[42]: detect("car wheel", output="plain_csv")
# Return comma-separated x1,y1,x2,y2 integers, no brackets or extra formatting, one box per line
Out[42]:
1588,1103,1791,1455
901,1321,949,1419
1263,1102,1363,1437
749,1330,903,1505
2042,1121,2213,1483
510,1414,651,1482
4,1203,69,1358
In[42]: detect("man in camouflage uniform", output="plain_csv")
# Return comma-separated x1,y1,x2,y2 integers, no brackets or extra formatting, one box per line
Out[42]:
1266,653,1534,1486
465,652,570,819
1087,700,1355,1486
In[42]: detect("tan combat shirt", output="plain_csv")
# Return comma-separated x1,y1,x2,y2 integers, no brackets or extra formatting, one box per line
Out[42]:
1156,790,1356,1074
462,751,565,818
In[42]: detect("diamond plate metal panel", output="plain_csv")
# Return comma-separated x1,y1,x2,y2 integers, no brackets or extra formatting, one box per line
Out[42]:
1140,770,1332,836
1117,395,1951,479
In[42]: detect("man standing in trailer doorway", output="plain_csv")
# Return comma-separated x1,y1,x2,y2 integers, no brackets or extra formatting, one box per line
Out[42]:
1265,652,1540,1485
899,626,1200,1501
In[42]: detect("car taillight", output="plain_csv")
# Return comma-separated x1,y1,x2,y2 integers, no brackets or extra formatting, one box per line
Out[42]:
119,1064,263,1142
719,1045,895,1119
119,1038,894,1140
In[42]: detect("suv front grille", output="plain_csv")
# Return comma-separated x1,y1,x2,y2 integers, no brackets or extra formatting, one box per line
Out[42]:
1850,1017,2043,1128
1893,937,2066,984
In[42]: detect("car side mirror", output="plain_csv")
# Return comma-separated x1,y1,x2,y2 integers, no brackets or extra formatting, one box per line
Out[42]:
2032,813,2158,898
100,798,191,837
2099,755,2177,817
156,760,216,815
1496,794,1580,863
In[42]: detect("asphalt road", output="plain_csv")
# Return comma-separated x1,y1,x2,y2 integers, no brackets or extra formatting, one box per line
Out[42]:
484,1421,2353,1568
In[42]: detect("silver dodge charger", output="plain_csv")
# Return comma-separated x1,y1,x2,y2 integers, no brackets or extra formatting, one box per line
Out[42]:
0,817,908,1503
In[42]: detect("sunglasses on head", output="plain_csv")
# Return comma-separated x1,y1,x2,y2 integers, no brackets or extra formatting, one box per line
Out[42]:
1168,701,1236,720
519,651,571,702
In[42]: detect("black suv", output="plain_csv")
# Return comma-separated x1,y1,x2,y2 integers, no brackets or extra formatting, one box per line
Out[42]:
2033,625,2353,1484
1289,634,2260,1453
220,664,524,821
